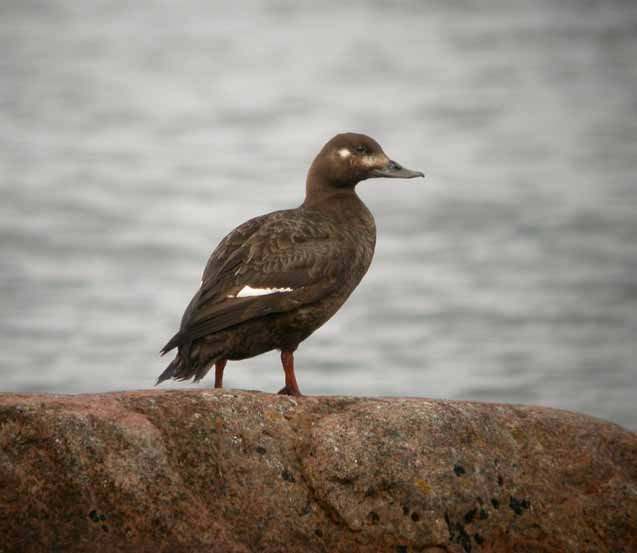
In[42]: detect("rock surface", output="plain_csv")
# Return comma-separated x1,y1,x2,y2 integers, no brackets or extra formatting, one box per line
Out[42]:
0,390,635,553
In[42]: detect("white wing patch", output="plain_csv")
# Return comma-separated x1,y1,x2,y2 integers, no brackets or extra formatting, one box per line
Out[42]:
231,285,294,298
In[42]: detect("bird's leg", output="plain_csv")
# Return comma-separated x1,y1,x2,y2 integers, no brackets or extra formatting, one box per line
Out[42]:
277,350,303,396
214,359,227,389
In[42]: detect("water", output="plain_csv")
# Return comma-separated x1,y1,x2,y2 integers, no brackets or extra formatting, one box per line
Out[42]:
1,0,636,429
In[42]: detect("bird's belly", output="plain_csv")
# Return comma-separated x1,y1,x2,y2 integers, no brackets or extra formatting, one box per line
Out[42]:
224,290,351,361
273,289,353,348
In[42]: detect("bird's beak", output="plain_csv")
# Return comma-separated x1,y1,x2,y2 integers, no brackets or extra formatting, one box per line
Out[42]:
369,159,424,179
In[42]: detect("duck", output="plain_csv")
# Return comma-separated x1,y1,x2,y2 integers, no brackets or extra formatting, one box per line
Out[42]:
158,132,423,396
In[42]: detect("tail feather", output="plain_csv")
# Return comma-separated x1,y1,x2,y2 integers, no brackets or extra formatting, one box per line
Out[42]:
156,356,180,385
156,338,227,385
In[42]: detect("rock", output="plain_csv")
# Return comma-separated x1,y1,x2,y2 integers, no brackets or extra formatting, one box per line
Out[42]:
0,390,635,553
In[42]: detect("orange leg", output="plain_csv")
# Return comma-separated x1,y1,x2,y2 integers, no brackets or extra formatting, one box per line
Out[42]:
277,350,303,396
214,359,227,389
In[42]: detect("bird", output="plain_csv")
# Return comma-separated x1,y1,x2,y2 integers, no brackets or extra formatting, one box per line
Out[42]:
157,132,424,396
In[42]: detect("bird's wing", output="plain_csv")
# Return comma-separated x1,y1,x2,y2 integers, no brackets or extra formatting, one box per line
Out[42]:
160,209,352,354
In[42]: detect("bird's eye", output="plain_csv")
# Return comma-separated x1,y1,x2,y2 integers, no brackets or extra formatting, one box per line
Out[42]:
355,144,368,155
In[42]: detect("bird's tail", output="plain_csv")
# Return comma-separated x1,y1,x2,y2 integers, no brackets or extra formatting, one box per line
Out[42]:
156,339,227,385
156,355,182,385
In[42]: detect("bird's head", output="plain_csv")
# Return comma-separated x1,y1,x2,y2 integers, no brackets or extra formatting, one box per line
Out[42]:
307,132,424,189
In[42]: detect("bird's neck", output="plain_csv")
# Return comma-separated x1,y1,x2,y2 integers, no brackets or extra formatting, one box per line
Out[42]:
302,176,367,220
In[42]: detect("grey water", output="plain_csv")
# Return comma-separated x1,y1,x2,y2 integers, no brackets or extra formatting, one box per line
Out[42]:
1,0,636,429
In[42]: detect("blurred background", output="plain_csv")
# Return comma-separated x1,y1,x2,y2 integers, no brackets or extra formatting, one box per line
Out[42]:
1,0,636,429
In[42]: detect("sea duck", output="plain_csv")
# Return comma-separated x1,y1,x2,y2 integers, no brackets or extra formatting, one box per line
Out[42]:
158,133,423,395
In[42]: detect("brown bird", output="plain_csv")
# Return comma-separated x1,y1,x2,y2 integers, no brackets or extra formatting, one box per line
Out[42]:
158,133,423,395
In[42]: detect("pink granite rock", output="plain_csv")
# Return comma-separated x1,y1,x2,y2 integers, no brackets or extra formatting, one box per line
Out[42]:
0,390,635,552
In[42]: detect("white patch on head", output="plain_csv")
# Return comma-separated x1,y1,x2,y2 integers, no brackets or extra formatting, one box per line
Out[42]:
229,285,294,298
361,154,385,167
337,148,351,159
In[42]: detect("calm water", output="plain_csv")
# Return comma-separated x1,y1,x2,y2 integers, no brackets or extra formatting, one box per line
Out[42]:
1,0,636,429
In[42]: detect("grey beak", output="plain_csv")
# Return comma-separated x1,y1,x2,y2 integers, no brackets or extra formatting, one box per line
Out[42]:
370,159,424,179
